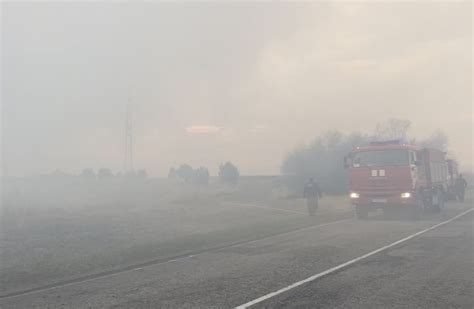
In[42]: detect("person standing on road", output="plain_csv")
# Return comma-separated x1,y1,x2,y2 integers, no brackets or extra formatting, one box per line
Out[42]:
303,178,322,216
454,174,468,202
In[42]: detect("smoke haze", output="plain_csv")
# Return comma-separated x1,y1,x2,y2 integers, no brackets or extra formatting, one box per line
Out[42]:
2,2,472,176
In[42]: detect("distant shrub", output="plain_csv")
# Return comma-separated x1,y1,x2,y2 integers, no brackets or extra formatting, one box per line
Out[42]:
176,164,194,183
136,169,148,179
80,168,96,180
193,167,210,185
125,170,136,179
98,168,113,179
218,162,239,185
168,167,177,179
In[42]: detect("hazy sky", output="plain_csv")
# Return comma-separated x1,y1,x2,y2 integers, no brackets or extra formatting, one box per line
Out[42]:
2,1,472,176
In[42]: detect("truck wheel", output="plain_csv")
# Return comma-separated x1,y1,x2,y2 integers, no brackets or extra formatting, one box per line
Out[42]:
355,205,369,220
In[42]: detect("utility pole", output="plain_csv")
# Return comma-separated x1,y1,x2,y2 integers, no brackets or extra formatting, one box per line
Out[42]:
124,102,134,173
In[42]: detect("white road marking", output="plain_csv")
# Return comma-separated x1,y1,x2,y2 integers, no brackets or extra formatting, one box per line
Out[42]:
225,202,308,215
235,207,474,309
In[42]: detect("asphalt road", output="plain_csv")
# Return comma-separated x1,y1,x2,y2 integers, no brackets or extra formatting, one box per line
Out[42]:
1,202,473,309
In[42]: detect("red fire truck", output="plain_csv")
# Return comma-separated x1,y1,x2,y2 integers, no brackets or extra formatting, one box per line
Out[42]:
345,141,448,219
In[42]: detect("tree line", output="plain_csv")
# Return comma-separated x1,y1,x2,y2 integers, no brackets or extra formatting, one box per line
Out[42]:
281,119,449,194
47,168,148,180
168,161,240,186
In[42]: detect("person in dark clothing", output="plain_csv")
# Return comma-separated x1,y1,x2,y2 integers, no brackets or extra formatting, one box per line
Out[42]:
454,174,468,202
303,178,322,216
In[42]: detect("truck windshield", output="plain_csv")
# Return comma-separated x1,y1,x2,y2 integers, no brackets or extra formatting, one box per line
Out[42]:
352,150,409,167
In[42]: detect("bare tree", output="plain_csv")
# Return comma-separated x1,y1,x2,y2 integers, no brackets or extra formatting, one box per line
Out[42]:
374,118,411,141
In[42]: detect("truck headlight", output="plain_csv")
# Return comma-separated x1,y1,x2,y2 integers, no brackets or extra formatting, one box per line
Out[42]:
350,192,360,199
401,192,411,199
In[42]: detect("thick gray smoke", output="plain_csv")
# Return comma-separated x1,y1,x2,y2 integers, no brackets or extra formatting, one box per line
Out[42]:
2,2,472,176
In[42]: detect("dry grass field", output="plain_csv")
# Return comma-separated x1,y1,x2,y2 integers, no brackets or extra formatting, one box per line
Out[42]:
0,177,353,296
